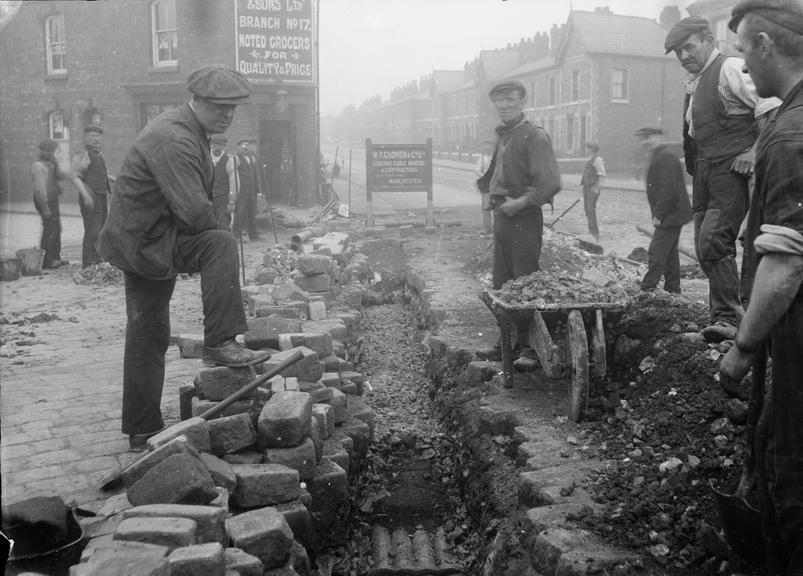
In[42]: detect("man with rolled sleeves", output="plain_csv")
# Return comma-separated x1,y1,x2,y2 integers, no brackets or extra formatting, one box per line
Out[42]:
634,127,692,294
476,80,561,369
719,1,803,572
72,124,113,268
664,16,780,343
98,65,271,451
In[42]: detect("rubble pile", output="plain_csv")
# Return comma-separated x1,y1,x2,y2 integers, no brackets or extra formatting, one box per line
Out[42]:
74,232,386,576
493,267,632,308
72,262,124,286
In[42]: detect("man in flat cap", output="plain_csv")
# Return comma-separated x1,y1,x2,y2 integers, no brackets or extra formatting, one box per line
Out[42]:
665,16,780,343
232,137,262,242
72,124,113,268
99,65,272,451
476,79,561,374
209,134,237,230
718,1,803,572
634,127,692,294
30,139,93,269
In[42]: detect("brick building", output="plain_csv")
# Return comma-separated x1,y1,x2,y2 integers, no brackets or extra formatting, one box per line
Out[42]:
0,0,320,207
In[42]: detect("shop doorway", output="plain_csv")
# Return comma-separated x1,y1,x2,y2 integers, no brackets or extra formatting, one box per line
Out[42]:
260,120,296,206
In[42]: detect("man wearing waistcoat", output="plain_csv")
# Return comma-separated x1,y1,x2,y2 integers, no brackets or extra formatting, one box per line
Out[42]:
665,17,780,343
232,137,261,242
580,141,606,242
72,124,113,268
209,134,237,231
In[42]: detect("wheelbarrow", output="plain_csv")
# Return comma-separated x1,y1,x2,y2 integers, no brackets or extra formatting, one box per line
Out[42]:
479,290,627,421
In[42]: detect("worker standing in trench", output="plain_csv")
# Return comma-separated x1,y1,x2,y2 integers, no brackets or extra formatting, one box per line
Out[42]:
719,0,803,573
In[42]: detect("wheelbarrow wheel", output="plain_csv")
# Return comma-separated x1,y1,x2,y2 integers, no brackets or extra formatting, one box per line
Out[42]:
567,310,589,422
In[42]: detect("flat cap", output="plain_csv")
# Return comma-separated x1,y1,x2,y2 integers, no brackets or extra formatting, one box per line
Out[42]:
38,138,58,152
210,134,228,144
84,124,103,134
489,80,527,99
729,0,803,33
634,126,664,137
186,65,252,105
664,17,712,53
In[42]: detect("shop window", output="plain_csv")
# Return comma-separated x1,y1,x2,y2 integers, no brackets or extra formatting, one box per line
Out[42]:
45,14,66,75
151,0,177,66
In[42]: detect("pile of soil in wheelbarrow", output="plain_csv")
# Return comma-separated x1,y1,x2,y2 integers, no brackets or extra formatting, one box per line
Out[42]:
578,290,753,575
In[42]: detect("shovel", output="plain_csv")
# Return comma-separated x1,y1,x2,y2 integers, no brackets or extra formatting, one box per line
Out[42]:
98,349,304,491
711,348,767,566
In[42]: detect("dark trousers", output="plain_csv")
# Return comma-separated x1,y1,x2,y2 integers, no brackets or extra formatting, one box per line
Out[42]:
583,186,600,238
34,196,61,265
80,190,107,268
211,194,231,231
756,296,803,575
641,226,682,293
232,189,258,239
493,206,543,347
693,159,748,325
121,229,248,435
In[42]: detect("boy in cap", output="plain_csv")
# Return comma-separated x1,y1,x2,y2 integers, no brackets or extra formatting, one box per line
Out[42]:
634,127,692,294
476,79,561,373
30,138,93,269
98,65,271,451
664,16,780,343
72,124,113,268
719,1,803,572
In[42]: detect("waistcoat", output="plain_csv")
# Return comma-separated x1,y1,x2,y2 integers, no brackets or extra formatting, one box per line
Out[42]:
83,148,108,191
212,153,230,198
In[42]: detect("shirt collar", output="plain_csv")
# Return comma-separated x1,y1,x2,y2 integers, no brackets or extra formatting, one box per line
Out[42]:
187,100,213,142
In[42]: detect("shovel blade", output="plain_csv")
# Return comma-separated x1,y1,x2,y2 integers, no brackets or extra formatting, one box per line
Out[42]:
711,482,764,566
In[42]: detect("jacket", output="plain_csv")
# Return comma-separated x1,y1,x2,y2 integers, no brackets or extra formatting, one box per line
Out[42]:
476,118,561,210
98,103,217,280
646,145,692,227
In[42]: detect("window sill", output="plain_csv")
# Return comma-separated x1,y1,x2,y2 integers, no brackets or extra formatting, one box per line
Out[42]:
44,72,68,81
148,64,179,75
612,98,630,104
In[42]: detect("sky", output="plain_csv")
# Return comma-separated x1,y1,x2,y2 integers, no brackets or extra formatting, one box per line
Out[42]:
318,0,693,116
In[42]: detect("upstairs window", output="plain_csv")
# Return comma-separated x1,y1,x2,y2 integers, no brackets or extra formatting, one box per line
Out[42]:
45,14,66,75
572,70,580,101
548,76,556,106
612,68,629,101
151,0,177,66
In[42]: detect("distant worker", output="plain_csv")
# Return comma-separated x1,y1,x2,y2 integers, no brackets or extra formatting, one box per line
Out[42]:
719,1,803,573
98,65,271,452
209,134,238,231
72,124,113,268
580,141,606,242
634,127,692,294
476,80,561,371
31,139,93,269
232,137,261,242
664,16,780,343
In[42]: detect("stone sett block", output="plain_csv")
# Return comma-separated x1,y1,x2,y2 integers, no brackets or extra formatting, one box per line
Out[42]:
307,458,348,526
177,334,205,359
269,375,299,393
71,554,170,576
127,453,218,507
278,332,333,358
329,432,354,459
297,254,332,276
321,354,352,372
245,316,303,349
255,306,301,319
123,504,227,547
519,467,578,508
325,388,347,425
193,397,253,420
346,396,375,440
339,371,364,394
299,381,333,403
271,281,310,303
209,413,257,456
313,404,335,439
336,285,363,309
231,463,300,508
263,347,323,383
307,299,327,321
322,439,349,474
210,487,230,512
263,437,316,480
168,542,225,576
318,372,342,390
275,500,312,550
194,367,254,402
294,272,330,293
302,320,347,342
80,538,168,564
342,417,370,465
224,547,264,576
114,516,197,552
225,506,294,569
340,381,359,395
148,417,211,454
223,451,263,465
257,391,313,449
179,383,196,422
309,417,323,463
122,436,196,488
331,310,361,330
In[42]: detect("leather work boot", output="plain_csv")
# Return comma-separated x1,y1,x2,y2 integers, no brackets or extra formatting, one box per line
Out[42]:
128,427,165,453
701,320,737,344
203,338,273,368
